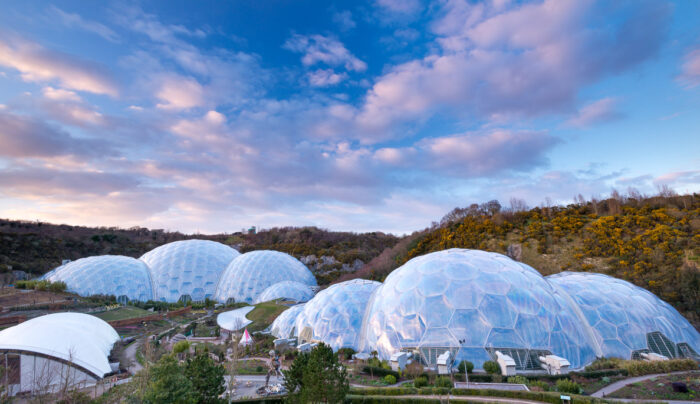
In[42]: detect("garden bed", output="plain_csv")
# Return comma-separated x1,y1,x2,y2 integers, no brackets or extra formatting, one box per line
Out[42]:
608,371,699,401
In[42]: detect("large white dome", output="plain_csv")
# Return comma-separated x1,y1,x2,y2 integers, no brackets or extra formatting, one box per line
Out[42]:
296,279,381,351
214,250,317,304
0,313,119,377
140,239,239,302
255,281,315,304
45,255,154,302
271,304,306,339
360,249,598,370
548,272,700,360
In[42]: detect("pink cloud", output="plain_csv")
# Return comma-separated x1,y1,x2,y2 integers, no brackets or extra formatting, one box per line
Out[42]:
678,48,700,88
0,36,118,96
284,34,367,72
566,97,622,128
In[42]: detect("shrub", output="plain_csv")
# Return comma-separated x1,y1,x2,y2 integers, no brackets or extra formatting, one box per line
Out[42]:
413,376,428,388
584,357,622,371
362,365,399,379
483,360,500,374
457,360,474,374
527,380,550,392
435,376,453,388
337,347,356,360
620,358,697,376
555,379,581,394
507,375,528,385
404,361,424,379
384,375,396,385
256,365,263,372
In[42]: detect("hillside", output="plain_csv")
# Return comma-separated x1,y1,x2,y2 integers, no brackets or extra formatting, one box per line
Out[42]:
0,220,398,285
356,192,699,326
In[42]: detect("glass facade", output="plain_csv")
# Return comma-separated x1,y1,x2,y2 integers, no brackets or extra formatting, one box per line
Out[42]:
46,255,154,302
296,279,381,351
214,250,317,304
360,249,598,369
255,281,315,304
140,239,240,302
271,303,306,339
548,272,700,359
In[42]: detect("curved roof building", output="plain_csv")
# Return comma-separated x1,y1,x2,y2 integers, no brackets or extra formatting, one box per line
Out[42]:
45,255,154,302
548,272,700,360
254,281,315,304
296,279,381,351
0,313,119,378
214,250,317,304
360,249,598,370
271,304,306,339
140,239,240,302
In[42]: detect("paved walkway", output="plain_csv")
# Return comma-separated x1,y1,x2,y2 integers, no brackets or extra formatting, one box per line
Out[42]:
350,394,546,403
591,371,695,398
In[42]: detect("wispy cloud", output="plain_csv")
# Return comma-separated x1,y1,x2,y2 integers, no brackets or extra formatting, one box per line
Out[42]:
0,35,119,96
50,6,119,43
566,97,623,128
284,34,367,72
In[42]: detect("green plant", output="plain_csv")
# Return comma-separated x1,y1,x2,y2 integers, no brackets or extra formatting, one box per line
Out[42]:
256,365,263,372
483,360,500,374
184,353,225,404
555,378,582,394
172,340,190,354
435,376,453,388
527,380,550,391
413,376,428,388
284,343,349,403
457,360,474,374
384,375,396,385
507,375,528,385
337,347,356,360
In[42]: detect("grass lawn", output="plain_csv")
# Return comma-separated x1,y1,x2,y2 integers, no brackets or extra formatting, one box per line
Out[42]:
93,306,153,321
246,301,289,332
609,372,700,401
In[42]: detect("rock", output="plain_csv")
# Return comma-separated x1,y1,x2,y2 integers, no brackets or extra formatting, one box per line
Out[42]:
506,244,522,261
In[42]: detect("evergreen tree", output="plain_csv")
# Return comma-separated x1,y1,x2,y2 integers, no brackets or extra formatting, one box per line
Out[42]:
184,354,225,404
284,343,348,403
144,355,196,404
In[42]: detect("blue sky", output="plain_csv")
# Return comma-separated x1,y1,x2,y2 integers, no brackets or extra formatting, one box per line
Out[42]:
0,0,699,234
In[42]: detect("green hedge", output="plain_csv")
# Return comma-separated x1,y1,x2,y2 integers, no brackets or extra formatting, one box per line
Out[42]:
621,358,697,376
345,397,451,404
350,387,614,404
362,365,399,378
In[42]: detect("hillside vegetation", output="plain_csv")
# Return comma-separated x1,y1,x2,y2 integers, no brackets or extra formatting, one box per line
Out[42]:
384,192,699,324
0,220,397,285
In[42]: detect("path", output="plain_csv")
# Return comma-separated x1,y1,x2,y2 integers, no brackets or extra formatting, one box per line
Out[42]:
349,394,545,403
591,371,695,398
123,338,143,373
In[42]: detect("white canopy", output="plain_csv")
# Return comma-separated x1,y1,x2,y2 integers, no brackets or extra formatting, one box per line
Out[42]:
0,313,119,377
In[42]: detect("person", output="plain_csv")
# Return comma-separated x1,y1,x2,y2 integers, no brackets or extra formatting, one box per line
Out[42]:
264,350,281,387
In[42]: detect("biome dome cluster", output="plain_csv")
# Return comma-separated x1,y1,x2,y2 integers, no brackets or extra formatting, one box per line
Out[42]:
272,248,700,371
44,240,317,304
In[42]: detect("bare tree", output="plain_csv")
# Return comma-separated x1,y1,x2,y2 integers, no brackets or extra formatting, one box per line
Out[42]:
508,198,528,212
226,317,243,403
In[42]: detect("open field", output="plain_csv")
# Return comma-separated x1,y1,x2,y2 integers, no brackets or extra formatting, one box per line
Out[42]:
246,301,289,332
93,306,153,322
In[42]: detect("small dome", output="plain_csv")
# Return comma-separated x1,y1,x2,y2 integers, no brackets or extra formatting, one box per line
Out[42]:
271,304,306,339
214,250,317,304
255,281,315,304
46,255,154,302
140,239,239,302
296,279,381,351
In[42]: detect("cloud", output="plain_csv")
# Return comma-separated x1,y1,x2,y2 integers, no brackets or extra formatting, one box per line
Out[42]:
0,111,110,158
566,97,623,128
307,69,348,86
156,75,205,110
284,34,367,72
356,0,670,138
332,10,356,31
0,36,118,96
50,6,119,43
678,48,700,88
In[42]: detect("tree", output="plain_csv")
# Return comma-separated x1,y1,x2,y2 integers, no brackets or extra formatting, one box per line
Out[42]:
144,355,196,404
483,360,500,374
284,343,348,403
457,360,474,374
184,354,225,404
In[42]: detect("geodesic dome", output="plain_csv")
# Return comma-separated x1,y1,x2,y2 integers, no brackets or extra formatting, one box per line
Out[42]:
214,250,317,304
548,272,700,360
296,279,381,351
254,281,315,304
360,249,598,370
45,255,154,302
271,304,306,339
140,239,239,302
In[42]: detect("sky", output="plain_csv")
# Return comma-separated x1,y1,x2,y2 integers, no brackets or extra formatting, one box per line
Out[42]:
0,0,699,235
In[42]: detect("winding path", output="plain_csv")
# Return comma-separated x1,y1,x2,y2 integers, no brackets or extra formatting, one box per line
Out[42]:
591,371,695,398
